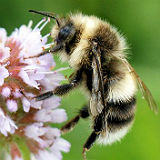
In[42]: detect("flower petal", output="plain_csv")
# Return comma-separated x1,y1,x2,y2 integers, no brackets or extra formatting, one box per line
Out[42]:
19,69,39,89
35,150,59,160
0,46,10,62
13,89,22,98
0,108,17,136
0,28,7,44
1,87,11,97
0,66,9,86
35,108,67,123
42,96,61,109
7,99,18,112
50,138,71,153
14,156,23,160
50,109,67,123
22,97,30,112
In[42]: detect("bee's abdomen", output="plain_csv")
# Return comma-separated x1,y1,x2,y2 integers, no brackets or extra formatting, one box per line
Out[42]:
107,97,136,130
97,97,136,145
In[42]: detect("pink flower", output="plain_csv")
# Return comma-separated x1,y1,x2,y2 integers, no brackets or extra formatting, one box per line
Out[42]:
1,87,11,97
0,28,7,44
0,19,70,160
34,96,67,123
6,99,18,112
0,45,10,62
0,108,17,136
0,66,9,86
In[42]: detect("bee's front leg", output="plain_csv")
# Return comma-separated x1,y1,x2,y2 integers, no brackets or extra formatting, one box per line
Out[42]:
35,83,75,101
36,69,83,101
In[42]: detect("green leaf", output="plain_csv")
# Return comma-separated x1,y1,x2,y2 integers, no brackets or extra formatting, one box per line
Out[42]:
15,137,31,160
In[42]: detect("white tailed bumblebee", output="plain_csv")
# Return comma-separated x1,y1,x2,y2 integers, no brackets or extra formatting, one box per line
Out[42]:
29,10,158,159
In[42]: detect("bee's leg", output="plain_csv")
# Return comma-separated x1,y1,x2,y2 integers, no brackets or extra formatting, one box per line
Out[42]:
61,106,89,134
35,83,76,101
82,108,106,159
36,69,83,101
82,131,100,160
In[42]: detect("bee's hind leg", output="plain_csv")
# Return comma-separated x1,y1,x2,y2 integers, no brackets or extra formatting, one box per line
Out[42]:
82,131,100,160
82,108,106,160
61,106,89,134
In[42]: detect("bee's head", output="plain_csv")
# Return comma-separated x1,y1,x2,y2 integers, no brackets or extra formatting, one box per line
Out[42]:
51,20,76,52
29,10,77,55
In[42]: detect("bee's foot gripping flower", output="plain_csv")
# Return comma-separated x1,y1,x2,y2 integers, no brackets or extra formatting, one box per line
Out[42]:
0,19,70,160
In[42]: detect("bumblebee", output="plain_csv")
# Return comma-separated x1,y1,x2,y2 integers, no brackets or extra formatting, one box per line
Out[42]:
29,10,158,159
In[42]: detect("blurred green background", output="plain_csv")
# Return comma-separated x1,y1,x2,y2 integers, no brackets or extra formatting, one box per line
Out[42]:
1,0,160,160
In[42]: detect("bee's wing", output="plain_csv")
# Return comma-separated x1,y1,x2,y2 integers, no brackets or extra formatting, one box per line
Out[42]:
90,51,107,117
121,58,158,114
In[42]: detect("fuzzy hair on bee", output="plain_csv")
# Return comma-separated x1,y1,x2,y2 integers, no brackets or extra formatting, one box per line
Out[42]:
29,10,158,160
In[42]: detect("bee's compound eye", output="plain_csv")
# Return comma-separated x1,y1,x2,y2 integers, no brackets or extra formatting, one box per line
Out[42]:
61,26,70,34
58,23,73,42
59,26,69,39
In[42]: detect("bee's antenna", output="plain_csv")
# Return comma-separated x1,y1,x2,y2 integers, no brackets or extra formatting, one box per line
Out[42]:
29,10,60,27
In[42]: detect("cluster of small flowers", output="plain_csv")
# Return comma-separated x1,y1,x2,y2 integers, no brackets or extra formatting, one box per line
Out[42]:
0,19,70,160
